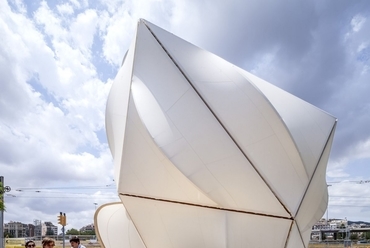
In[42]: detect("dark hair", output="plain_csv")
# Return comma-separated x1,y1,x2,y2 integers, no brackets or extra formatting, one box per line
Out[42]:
69,236,80,244
25,240,35,248
42,237,55,248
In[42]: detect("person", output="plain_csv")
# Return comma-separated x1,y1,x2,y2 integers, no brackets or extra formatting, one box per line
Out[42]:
42,238,55,248
25,240,36,248
70,236,86,248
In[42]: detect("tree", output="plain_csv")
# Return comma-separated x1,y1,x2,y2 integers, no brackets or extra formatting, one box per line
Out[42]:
4,232,13,238
350,233,358,240
0,182,5,211
66,228,80,235
338,231,345,240
80,230,95,235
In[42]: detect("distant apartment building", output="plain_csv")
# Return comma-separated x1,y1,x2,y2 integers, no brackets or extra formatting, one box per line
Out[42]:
80,224,94,233
4,220,57,238
44,222,58,235
27,224,35,237
4,221,27,238
310,218,370,241
34,220,46,238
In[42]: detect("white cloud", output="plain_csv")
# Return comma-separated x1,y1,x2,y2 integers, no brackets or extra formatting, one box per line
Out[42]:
34,1,68,41
353,138,370,159
327,159,351,178
1,0,111,194
328,182,370,221
69,9,98,54
57,3,74,15
100,9,134,66
7,0,27,14
351,14,366,32
327,137,370,179
68,0,88,9
98,0,180,66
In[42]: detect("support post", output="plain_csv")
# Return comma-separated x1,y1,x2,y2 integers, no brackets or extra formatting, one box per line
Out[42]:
0,176,4,248
62,226,65,248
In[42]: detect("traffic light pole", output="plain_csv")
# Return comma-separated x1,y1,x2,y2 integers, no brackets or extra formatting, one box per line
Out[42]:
58,212,67,248
62,226,65,248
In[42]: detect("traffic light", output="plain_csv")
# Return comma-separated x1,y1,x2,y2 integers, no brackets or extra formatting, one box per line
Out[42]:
58,212,67,226
58,212,62,225
62,213,67,226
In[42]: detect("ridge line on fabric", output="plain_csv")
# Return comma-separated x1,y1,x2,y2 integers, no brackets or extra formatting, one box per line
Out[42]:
292,121,338,248
121,193,293,220
141,19,292,217
283,221,295,248
295,120,337,219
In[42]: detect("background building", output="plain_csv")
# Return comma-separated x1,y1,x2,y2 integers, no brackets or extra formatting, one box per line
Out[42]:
4,222,27,238
80,224,94,233
44,222,58,235
3,220,57,238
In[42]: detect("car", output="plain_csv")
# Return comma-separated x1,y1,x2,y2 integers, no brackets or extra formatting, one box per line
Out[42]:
357,240,368,244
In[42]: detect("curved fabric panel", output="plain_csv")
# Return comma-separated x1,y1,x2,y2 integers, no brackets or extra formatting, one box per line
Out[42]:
94,202,145,248
144,20,337,218
103,19,338,248
120,195,292,248
295,127,336,233
105,35,136,184
143,20,307,215
118,96,217,206
240,70,337,178
130,22,289,217
285,222,305,248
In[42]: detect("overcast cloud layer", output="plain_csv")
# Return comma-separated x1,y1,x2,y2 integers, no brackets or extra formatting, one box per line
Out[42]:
1,0,370,230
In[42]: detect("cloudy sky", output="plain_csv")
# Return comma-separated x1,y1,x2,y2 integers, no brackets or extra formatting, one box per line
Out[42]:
1,0,370,231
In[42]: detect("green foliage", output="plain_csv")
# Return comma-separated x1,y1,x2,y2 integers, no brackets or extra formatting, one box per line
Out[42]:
337,232,345,239
0,200,4,211
66,228,80,235
4,232,13,238
350,233,358,240
0,182,5,211
80,230,95,235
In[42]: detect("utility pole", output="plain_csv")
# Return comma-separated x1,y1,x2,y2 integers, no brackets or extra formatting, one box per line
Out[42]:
0,176,4,248
1,176,11,248
326,184,331,225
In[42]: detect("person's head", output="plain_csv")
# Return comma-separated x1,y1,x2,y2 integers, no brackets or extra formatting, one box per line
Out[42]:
69,236,80,248
25,240,36,248
42,238,55,248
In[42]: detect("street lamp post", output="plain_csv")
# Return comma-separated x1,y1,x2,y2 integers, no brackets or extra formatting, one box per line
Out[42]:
326,184,332,225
